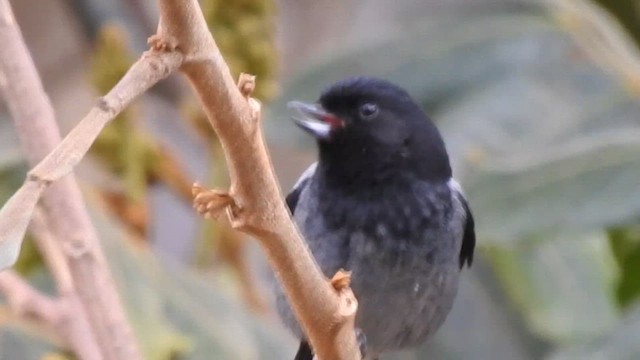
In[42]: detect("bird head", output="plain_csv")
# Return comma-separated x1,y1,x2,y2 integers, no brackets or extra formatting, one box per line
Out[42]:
288,77,451,183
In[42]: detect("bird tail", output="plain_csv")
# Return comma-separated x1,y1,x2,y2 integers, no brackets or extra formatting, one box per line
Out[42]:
294,340,313,360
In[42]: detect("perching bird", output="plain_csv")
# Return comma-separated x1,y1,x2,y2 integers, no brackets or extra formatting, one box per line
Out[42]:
274,77,475,360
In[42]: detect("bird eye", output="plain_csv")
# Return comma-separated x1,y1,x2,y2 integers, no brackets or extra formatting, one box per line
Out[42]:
359,102,379,120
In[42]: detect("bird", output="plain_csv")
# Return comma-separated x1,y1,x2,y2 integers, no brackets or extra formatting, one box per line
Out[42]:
274,77,475,360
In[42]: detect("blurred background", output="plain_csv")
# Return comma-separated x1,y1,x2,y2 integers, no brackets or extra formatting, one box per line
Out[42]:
1,0,640,359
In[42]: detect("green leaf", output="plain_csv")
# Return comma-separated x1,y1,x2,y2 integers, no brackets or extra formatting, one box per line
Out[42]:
608,225,640,309
487,232,619,343
0,327,55,360
548,307,640,360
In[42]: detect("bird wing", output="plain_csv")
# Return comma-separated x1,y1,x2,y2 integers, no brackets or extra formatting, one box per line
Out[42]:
449,179,476,269
287,164,318,360
286,162,317,215
458,195,475,268
294,340,314,360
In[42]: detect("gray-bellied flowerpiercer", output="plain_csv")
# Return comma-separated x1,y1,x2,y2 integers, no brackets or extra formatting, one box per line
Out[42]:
274,77,475,360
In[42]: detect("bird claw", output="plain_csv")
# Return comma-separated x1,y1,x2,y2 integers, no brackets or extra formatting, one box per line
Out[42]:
192,183,235,220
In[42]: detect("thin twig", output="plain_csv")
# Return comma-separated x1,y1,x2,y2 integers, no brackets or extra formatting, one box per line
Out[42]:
0,270,61,328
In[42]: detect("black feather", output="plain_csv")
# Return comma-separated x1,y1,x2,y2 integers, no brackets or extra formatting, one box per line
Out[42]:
285,171,315,215
286,175,311,215
294,340,314,360
286,175,314,360
459,196,475,268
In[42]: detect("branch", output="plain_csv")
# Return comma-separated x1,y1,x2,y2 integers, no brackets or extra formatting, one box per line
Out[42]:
29,210,104,359
0,0,184,358
0,17,183,269
0,269,101,359
157,1,360,358
0,270,61,328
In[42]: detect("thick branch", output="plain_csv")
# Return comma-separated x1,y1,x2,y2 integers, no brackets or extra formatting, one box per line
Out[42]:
158,1,360,359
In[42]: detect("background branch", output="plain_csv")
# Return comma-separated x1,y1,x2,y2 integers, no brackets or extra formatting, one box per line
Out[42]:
28,209,103,359
0,270,60,329
29,210,74,294
0,0,173,358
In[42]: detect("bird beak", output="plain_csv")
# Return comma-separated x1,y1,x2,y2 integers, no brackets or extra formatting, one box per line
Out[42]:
287,101,343,140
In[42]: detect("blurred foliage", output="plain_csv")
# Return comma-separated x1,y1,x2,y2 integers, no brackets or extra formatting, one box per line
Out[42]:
548,307,640,360
271,0,640,358
90,24,193,236
609,224,640,308
0,327,55,359
90,24,150,234
487,233,619,343
595,0,640,46
201,0,278,100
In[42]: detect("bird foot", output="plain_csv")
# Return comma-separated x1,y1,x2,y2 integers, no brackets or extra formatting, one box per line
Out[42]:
192,183,236,220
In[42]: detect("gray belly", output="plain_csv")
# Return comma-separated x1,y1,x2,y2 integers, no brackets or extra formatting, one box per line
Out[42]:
347,230,460,354
273,180,464,356
274,223,462,356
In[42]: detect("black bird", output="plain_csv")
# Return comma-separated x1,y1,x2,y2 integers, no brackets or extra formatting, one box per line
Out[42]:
274,77,475,360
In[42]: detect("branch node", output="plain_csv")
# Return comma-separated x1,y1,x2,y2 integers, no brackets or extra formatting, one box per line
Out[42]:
26,172,51,186
248,98,262,122
147,34,178,52
332,270,358,318
225,204,249,230
331,269,352,292
192,183,236,220
237,73,255,98
95,97,115,116
62,237,90,260
237,73,261,122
